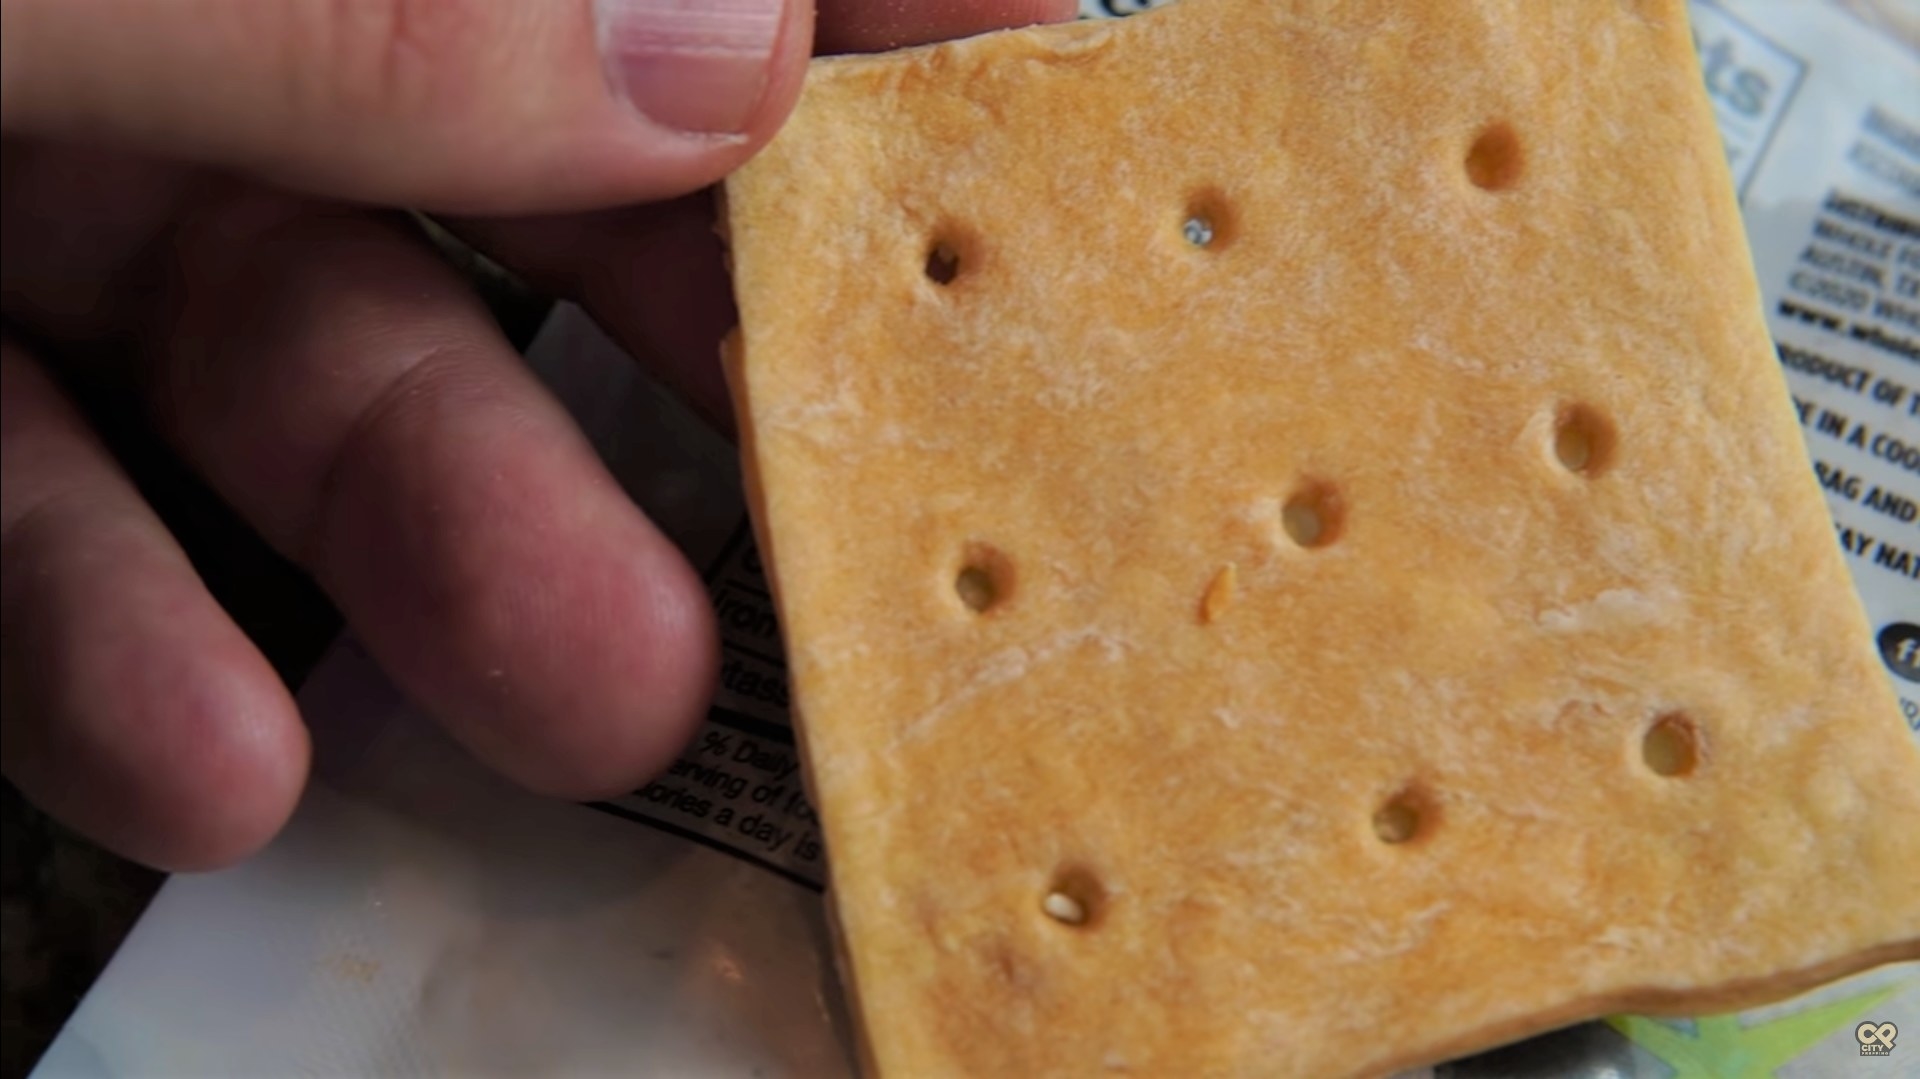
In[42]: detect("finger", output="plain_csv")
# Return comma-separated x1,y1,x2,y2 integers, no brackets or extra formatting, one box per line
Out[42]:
816,0,1078,52
144,188,718,798
447,194,739,436
0,141,197,343
0,0,813,214
0,336,308,870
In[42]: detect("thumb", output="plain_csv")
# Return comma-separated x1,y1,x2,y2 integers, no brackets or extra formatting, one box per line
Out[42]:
0,0,812,214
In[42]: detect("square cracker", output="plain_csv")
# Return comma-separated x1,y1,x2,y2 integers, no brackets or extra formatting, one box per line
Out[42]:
720,0,1920,1074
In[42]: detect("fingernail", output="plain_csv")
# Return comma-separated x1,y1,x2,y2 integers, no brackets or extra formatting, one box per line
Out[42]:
595,0,787,136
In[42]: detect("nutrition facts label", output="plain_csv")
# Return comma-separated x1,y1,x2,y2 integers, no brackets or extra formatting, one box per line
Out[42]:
706,526,795,724
589,522,826,889
1690,0,1806,198
1745,77,1920,730
1782,190,1920,557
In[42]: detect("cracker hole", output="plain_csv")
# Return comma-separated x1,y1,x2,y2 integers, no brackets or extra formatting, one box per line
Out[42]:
1641,714,1700,777
955,567,996,612
1041,866,1105,928
924,238,963,285
1372,787,1432,845
1465,122,1524,192
954,543,1012,614
1181,188,1235,250
1281,482,1343,549
1553,403,1616,476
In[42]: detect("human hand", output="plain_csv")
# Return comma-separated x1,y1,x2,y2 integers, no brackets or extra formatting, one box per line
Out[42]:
1,0,1075,870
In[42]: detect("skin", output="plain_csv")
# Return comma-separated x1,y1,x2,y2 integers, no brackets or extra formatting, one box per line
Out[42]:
0,0,1077,871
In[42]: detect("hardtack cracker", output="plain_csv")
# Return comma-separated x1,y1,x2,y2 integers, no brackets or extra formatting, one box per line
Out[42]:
721,1,1920,1074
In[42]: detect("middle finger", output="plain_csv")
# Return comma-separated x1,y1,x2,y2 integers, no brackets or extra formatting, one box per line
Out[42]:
136,183,720,797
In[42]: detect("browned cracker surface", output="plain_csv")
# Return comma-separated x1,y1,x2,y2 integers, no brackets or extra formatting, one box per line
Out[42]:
721,1,1920,1074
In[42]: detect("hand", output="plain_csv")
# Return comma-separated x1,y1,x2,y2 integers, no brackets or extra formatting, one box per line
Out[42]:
1,0,1075,870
